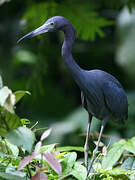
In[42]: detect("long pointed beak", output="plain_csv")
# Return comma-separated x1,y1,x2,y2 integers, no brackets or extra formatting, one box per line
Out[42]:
17,24,50,43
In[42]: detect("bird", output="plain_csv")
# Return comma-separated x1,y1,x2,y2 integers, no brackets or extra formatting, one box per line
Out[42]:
18,16,128,176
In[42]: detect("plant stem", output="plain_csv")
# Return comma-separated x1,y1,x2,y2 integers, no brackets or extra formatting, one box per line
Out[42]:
26,165,32,178
58,173,71,180
0,113,10,131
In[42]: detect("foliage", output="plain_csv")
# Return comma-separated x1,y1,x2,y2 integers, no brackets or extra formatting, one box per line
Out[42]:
0,76,135,180
22,0,113,41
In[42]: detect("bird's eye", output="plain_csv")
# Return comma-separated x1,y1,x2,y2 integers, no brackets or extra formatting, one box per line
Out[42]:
50,22,54,26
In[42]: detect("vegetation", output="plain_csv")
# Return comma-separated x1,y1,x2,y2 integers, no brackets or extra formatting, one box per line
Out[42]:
0,77,135,180
1,0,135,179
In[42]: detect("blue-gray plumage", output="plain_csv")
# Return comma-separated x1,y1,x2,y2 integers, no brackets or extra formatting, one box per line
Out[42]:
18,16,128,176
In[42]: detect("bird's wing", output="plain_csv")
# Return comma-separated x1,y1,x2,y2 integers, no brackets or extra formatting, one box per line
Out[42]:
102,81,128,120
81,91,88,110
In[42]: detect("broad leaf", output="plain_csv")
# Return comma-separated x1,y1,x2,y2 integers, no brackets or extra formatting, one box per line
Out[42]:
5,139,19,156
99,168,131,179
34,141,42,154
57,146,84,153
62,152,77,175
0,139,12,154
44,152,62,175
71,162,87,180
102,139,126,169
6,127,35,153
121,157,135,171
18,153,36,170
14,90,30,104
40,144,57,154
125,137,135,154
0,172,27,180
40,128,52,141
0,86,15,113
0,112,22,137
0,166,26,180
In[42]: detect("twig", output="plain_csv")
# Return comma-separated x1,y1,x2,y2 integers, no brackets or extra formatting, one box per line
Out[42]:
30,121,38,130
58,173,72,180
26,165,32,178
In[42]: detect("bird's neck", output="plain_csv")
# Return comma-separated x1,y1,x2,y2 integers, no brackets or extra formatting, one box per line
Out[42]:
61,24,84,88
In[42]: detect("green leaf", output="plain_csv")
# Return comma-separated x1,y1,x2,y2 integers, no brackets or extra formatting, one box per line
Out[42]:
57,146,84,153
5,140,19,157
0,139,11,154
6,127,35,153
14,50,37,65
71,162,87,180
125,137,135,154
62,152,77,174
14,90,30,104
102,139,126,169
20,118,30,125
0,138,19,156
23,1,113,41
99,168,131,179
40,143,57,153
0,166,26,180
121,157,135,171
0,112,22,137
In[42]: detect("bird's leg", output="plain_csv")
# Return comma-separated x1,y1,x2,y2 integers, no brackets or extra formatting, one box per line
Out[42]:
84,114,92,169
87,117,108,176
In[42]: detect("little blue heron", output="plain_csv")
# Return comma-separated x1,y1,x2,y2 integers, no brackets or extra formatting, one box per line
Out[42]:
18,16,128,175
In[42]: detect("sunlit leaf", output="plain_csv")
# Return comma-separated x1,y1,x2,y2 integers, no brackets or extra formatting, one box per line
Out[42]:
0,86,15,113
5,139,19,157
40,144,57,153
0,139,12,154
43,152,62,175
40,128,52,141
125,137,135,154
99,168,131,179
57,146,84,153
102,139,126,169
62,152,77,175
14,50,37,65
14,90,30,104
71,162,87,180
0,166,26,180
20,118,30,125
6,127,35,153
121,157,135,171
34,141,42,154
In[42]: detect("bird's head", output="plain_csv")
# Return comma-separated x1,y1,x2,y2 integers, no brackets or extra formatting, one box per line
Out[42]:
17,16,70,43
